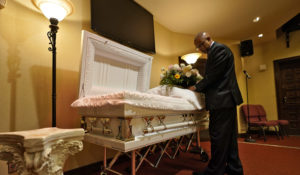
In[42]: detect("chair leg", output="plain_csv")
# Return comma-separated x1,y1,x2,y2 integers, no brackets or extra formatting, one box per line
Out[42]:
278,125,284,139
274,126,280,140
282,125,289,138
256,126,262,139
261,127,266,142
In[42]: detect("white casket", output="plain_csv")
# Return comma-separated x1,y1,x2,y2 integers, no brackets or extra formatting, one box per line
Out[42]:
71,30,208,152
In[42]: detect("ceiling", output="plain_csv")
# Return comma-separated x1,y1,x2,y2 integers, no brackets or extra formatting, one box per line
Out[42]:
135,0,300,43
12,0,300,44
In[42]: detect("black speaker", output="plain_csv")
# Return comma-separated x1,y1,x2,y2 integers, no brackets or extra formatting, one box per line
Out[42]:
240,40,253,57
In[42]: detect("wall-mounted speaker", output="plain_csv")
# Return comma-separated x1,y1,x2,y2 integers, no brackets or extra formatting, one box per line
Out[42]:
240,40,253,57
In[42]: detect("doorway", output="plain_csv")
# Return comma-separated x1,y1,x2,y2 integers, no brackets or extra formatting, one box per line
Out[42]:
274,56,300,135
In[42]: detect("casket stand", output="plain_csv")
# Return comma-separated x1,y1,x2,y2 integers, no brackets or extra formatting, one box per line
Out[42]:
71,30,209,175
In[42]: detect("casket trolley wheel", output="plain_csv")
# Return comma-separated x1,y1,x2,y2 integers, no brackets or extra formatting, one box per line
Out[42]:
199,148,209,162
100,171,107,175
190,146,209,162
170,134,209,162
100,166,107,175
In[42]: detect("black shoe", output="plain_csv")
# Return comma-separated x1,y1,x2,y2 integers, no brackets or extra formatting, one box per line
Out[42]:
193,171,205,175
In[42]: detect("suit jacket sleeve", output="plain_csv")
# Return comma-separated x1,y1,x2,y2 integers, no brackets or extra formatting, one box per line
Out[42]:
195,45,228,93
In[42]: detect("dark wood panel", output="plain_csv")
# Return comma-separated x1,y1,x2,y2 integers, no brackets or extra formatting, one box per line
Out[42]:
274,56,300,135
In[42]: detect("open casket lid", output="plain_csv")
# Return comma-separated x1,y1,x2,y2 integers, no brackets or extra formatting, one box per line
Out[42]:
78,30,153,98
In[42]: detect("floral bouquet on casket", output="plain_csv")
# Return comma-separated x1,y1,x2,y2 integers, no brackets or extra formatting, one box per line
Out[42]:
160,63,203,88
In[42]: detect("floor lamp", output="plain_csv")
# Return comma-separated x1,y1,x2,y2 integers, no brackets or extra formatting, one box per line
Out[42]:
243,70,256,143
32,0,74,127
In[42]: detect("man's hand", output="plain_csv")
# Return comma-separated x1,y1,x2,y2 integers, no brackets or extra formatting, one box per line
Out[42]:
188,86,196,91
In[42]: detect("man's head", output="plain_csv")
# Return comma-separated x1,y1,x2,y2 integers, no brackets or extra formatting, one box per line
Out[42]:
194,32,213,53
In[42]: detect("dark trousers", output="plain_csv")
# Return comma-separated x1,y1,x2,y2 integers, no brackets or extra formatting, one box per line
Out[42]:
204,107,243,175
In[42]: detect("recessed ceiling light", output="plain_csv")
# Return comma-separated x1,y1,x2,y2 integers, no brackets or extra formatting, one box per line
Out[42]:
258,33,263,38
253,17,260,23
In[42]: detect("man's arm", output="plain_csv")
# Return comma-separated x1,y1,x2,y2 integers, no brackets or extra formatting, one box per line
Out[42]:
193,46,229,92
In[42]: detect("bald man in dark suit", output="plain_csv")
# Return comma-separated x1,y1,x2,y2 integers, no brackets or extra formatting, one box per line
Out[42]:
189,32,244,175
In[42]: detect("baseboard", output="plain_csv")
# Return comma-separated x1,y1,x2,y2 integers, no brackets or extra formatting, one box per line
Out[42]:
239,130,279,138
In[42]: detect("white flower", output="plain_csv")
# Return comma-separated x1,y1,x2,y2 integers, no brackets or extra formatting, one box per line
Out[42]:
197,74,203,80
183,65,192,73
186,71,192,77
180,63,185,67
160,73,165,79
161,67,165,72
191,69,199,75
173,64,180,70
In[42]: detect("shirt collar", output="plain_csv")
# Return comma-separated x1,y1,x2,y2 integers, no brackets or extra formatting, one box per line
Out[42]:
210,41,215,48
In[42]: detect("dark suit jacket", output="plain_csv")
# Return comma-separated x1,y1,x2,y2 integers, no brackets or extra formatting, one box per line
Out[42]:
195,42,243,110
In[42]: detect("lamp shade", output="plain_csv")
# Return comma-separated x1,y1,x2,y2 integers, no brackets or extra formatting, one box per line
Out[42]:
32,0,74,21
181,53,201,64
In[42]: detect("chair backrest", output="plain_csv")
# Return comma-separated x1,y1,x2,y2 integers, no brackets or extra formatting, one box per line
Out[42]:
241,104,261,122
255,104,268,121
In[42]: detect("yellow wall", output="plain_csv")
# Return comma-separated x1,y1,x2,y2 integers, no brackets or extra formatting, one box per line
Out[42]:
230,44,248,133
0,0,90,132
0,0,246,172
244,30,300,121
150,22,197,88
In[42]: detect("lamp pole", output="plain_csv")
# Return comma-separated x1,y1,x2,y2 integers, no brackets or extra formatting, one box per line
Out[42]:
243,70,255,142
32,0,73,127
47,18,59,127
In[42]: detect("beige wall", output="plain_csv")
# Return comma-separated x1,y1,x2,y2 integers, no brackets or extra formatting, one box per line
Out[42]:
244,30,300,121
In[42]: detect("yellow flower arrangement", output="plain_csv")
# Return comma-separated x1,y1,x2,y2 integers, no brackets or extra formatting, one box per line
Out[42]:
160,63,203,88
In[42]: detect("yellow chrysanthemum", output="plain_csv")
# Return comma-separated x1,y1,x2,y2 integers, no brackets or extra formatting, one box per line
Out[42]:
174,74,180,79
